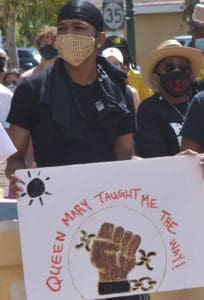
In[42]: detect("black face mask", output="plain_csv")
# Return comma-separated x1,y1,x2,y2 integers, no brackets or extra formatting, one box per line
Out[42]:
0,57,6,71
158,72,191,98
39,45,58,60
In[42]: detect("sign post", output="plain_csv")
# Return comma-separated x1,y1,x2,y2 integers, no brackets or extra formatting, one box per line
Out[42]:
103,0,124,31
126,0,136,62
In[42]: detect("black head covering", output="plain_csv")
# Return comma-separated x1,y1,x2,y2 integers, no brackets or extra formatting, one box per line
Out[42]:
103,35,137,68
58,0,104,32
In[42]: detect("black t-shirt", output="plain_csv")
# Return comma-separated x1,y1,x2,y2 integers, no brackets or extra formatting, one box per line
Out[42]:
136,94,190,158
7,71,134,167
181,91,204,149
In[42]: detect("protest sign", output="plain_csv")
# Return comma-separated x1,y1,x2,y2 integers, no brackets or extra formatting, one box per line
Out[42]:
16,156,204,300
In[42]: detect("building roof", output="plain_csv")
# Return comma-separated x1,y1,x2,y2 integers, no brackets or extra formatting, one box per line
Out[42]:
89,0,204,14
90,0,204,5
135,0,204,6
134,0,204,14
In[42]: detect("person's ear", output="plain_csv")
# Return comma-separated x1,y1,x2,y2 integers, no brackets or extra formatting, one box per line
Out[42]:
152,72,160,88
96,32,106,49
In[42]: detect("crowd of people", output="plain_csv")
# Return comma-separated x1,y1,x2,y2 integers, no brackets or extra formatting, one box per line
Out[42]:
2,2,204,167
1,1,204,299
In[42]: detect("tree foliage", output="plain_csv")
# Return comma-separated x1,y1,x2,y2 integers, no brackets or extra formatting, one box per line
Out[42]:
0,0,68,67
0,0,67,47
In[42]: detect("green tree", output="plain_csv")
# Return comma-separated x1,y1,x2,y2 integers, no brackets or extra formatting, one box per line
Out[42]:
0,0,67,68
16,0,66,46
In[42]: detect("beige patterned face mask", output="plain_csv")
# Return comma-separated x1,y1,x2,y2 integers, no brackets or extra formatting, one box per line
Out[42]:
55,33,95,66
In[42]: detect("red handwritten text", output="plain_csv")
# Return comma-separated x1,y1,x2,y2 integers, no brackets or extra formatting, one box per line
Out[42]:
61,199,92,226
94,188,159,209
94,188,141,203
160,210,178,234
46,231,66,292
170,239,186,270
141,194,158,208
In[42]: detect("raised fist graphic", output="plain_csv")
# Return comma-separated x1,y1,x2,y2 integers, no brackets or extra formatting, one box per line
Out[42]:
90,222,141,283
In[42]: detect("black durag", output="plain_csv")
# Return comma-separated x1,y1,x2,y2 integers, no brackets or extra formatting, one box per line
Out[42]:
57,0,103,32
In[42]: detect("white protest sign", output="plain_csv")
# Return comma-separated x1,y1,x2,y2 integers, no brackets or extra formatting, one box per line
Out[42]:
16,156,204,300
0,123,16,162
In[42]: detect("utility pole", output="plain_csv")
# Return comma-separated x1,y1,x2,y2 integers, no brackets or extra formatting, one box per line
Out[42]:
125,0,136,61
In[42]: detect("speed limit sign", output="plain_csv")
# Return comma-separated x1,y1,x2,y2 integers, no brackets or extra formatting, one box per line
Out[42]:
103,1,124,30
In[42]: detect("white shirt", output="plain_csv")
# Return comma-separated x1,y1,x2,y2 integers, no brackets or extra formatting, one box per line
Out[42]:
0,83,13,128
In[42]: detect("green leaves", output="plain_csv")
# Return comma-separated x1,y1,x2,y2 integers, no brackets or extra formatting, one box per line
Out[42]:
0,0,66,47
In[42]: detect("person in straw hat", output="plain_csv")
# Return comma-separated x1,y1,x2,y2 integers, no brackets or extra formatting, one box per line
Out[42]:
135,39,202,158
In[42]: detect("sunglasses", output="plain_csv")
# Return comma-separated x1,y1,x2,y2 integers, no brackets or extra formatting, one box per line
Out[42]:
4,80,18,85
155,60,191,74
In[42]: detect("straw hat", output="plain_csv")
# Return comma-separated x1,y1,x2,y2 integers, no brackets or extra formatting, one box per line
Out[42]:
141,39,203,89
192,4,204,23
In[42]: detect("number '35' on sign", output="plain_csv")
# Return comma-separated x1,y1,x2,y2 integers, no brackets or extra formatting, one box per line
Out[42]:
103,1,124,30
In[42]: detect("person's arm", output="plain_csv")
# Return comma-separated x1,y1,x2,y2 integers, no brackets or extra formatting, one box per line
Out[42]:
5,124,30,179
128,85,140,111
5,124,31,198
115,133,134,160
181,92,204,153
181,137,203,153
5,79,37,176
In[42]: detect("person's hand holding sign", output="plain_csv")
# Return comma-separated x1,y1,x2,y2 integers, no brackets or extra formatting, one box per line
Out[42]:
90,222,141,295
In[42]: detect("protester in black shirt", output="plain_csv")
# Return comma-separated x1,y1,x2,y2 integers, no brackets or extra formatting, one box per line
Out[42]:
5,1,146,300
6,0,136,183
181,90,204,152
136,39,202,158
6,3,204,300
